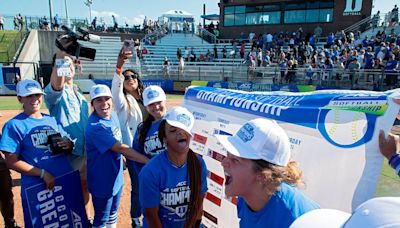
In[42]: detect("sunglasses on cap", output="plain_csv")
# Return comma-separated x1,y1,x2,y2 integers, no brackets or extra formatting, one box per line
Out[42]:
124,73,138,81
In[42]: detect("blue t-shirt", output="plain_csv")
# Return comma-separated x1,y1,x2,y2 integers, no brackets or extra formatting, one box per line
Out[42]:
139,150,208,228
237,182,319,228
0,113,72,197
131,119,165,172
85,112,123,198
44,84,89,156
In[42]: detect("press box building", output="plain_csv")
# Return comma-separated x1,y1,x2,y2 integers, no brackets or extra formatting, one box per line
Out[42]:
218,0,373,38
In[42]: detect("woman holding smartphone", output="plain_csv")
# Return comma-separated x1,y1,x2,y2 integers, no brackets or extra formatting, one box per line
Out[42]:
112,46,148,227
139,107,208,228
85,84,149,228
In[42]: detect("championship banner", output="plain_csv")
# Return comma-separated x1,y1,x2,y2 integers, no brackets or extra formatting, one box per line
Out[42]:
183,86,400,228
25,171,87,228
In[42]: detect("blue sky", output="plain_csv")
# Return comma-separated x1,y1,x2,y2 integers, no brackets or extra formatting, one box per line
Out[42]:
0,0,397,26
1,0,220,26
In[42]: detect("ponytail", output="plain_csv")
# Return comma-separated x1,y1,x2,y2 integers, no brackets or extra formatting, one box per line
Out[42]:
185,149,202,228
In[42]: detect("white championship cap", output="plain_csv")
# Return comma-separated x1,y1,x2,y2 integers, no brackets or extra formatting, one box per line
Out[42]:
215,118,291,166
143,85,166,106
164,106,194,136
290,197,400,228
16,79,45,97
90,84,112,101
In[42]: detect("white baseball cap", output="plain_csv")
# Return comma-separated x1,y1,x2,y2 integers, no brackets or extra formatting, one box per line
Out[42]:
290,197,400,228
215,118,291,166
164,106,194,136
90,84,112,101
143,85,166,106
16,79,45,97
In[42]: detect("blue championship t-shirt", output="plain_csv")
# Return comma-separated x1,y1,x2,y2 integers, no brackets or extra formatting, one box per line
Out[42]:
139,150,208,228
237,182,320,228
85,112,123,198
0,113,73,197
131,119,165,172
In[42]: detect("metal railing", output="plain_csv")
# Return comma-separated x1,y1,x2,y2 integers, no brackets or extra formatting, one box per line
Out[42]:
138,64,399,90
198,28,217,44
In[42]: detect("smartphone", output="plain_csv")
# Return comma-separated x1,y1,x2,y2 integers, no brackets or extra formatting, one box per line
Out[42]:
123,40,134,58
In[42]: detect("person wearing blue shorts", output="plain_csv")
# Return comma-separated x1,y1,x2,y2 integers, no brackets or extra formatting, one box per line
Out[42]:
85,84,149,228
216,118,320,227
0,79,74,228
139,107,208,228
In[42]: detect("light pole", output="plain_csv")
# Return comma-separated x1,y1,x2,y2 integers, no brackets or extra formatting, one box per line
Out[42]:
84,0,93,24
49,0,54,30
64,0,70,27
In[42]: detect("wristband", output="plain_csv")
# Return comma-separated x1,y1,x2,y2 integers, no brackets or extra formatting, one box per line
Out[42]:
40,169,45,179
389,153,400,170
116,66,122,75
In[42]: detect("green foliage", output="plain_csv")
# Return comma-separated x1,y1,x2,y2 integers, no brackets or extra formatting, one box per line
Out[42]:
0,30,20,62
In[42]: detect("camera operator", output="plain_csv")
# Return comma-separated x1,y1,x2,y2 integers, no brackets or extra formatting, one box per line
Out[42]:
0,79,74,228
43,40,90,213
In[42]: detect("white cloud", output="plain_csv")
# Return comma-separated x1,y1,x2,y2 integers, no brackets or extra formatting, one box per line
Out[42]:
91,10,145,26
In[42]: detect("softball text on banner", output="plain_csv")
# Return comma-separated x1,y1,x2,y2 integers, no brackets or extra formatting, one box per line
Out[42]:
25,171,87,228
183,86,400,228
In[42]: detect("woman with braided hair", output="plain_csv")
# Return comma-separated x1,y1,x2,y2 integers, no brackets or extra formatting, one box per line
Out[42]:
139,107,208,228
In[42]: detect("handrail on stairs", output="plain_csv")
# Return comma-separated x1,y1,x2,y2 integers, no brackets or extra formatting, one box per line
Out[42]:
142,24,168,44
198,28,217,44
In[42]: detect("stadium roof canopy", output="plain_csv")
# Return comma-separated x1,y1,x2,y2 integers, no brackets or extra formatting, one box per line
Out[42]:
201,14,219,21
162,10,194,18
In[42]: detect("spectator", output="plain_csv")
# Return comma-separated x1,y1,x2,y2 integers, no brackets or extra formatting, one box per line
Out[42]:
0,15,4,30
216,118,319,227
0,149,20,228
162,56,170,78
44,50,90,212
372,11,380,31
184,47,189,62
13,15,18,30
112,15,118,32
179,57,185,77
139,107,208,228
385,54,399,89
391,5,399,26
91,17,97,31
176,47,182,60
213,45,218,59
0,79,74,227
17,14,24,30
42,16,49,30
240,42,246,59
222,46,227,59
348,57,361,88
86,84,148,228
53,14,60,31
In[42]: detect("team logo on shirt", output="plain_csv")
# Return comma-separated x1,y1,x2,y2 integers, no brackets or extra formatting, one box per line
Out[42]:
160,181,190,219
30,128,58,151
144,131,164,156
237,123,254,143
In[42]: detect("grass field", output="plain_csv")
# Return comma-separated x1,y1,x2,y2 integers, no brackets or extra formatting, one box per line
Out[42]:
0,95,399,197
